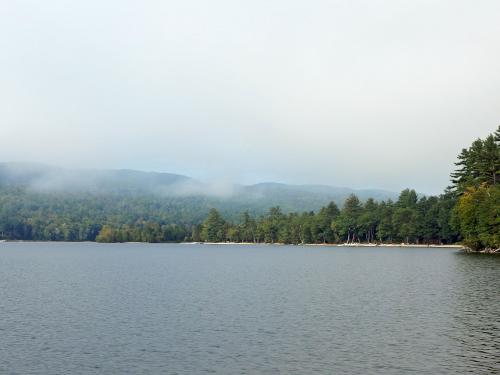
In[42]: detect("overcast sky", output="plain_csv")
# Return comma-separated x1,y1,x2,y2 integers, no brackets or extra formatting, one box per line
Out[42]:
1,0,499,194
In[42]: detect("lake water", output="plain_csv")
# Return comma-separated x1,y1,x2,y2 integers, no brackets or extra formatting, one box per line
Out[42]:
0,243,498,374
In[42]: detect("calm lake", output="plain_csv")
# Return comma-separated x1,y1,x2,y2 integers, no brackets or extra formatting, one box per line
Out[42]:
0,242,498,374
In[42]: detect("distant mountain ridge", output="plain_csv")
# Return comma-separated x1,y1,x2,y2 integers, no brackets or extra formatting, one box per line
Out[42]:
0,162,398,212
0,162,190,194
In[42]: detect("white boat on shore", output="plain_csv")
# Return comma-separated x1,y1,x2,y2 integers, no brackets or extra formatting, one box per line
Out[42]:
342,243,377,247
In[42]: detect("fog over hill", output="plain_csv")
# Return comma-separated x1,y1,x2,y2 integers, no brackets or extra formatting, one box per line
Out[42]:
0,162,398,213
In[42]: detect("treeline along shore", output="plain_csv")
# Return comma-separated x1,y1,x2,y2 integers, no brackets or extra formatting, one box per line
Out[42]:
1,127,499,251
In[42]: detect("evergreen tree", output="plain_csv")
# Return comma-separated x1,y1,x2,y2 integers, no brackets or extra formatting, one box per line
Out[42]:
240,211,257,242
436,193,460,244
377,200,394,243
450,148,471,193
393,189,418,243
416,196,439,244
396,189,418,208
201,208,226,242
315,202,340,243
333,194,362,243
358,198,379,243
191,224,202,242
448,127,499,249
478,135,499,185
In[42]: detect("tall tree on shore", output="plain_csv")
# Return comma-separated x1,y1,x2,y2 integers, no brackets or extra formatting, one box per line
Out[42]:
315,202,340,243
260,206,284,243
358,198,379,243
453,184,500,250
333,194,362,243
450,148,472,193
240,211,257,243
436,193,460,244
450,132,499,195
393,189,418,243
478,135,499,186
450,127,500,250
201,208,226,242
416,196,439,244
376,200,394,243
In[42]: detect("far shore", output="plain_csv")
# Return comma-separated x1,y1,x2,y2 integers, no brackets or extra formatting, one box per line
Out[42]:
0,239,470,250
185,241,464,248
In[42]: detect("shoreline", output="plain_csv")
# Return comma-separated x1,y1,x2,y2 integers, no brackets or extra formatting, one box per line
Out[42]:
11,240,500,252
1,240,464,249
192,242,464,248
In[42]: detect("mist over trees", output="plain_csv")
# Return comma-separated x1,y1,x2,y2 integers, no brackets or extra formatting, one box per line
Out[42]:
192,126,499,249
194,189,459,245
0,127,498,250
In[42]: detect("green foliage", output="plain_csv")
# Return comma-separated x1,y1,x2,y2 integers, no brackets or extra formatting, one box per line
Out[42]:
450,131,500,194
187,191,460,245
316,202,340,243
200,208,226,242
95,225,115,243
0,187,464,246
334,194,362,243
453,185,500,250
392,189,418,243
358,198,379,243
0,188,192,242
448,127,499,250
393,207,417,243
376,200,394,242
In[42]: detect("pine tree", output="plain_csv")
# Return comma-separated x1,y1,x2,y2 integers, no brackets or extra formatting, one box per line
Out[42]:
240,211,257,243
358,198,379,243
393,189,418,243
449,127,500,250
201,208,226,242
396,189,418,208
376,200,394,243
478,135,499,185
450,148,471,193
316,201,340,243
333,194,362,243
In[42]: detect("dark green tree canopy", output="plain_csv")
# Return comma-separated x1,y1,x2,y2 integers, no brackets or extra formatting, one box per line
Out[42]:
450,130,499,194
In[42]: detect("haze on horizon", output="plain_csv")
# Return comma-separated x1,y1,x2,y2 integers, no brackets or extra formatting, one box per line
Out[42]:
1,0,499,195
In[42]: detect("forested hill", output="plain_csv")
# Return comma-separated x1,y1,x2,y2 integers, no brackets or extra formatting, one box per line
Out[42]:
0,163,192,194
0,163,397,241
0,162,397,214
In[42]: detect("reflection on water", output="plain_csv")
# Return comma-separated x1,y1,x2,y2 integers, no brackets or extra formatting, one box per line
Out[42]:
0,243,498,374
450,253,500,373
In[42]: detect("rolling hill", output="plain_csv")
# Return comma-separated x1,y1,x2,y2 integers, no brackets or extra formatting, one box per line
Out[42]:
0,162,397,216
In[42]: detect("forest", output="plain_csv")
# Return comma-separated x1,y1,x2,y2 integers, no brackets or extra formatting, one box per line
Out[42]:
0,127,498,250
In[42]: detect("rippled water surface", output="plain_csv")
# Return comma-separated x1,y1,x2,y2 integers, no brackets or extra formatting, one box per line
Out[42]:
0,243,498,374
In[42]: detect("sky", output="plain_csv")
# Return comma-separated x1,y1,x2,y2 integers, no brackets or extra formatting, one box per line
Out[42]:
1,0,499,194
